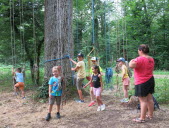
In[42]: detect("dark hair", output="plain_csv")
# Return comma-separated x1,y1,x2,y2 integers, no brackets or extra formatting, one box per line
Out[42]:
93,65,101,74
138,44,149,54
16,68,22,73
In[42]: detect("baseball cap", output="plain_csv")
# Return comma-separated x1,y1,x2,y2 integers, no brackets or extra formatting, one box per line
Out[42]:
91,57,97,61
77,53,84,58
117,57,125,62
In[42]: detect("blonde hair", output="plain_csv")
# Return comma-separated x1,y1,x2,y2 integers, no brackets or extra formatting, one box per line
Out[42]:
52,66,61,73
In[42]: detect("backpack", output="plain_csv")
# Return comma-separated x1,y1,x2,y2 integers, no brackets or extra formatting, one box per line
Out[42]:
137,96,160,110
127,68,132,78
106,67,113,78
125,61,132,78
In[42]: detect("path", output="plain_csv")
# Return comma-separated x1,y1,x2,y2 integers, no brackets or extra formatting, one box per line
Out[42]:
0,90,169,128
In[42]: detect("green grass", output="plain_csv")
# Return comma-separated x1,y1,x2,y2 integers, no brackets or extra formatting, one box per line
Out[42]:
154,70,169,75
0,64,169,103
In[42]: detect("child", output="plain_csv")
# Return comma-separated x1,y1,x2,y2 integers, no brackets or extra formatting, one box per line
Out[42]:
84,65,105,111
69,53,86,103
45,66,63,121
86,57,103,107
117,57,130,103
12,67,25,98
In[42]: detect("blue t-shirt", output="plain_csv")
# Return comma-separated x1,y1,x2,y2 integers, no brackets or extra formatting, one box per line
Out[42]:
48,76,62,96
16,73,24,82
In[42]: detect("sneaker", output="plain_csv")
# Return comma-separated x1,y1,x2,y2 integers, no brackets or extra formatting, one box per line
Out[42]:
97,106,101,111
124,98,129,103
56,112,61,119
101,104,106,111
45,113,51,121
88,101,95,107
22,97,26,99
76,100,85,103
120,98,129,103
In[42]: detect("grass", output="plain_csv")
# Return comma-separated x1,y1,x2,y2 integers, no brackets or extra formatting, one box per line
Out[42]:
0,64,169,103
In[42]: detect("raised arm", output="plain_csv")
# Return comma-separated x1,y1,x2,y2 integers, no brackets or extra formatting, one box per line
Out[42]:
69,58,77,65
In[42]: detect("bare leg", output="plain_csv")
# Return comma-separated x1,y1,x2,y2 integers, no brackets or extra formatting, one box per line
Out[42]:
139,96,148,120
78,90,84,100
96,96,103,106
48,104,53,113
21,90,25,98
123,85,129,98
90,87,95,102
147,94,154,117
56,105,60,113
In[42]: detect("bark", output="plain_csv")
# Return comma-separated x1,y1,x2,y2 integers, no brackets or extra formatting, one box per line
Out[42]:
44,0,73,80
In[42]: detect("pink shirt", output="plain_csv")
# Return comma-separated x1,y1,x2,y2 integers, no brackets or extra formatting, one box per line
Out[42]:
134,56,154,85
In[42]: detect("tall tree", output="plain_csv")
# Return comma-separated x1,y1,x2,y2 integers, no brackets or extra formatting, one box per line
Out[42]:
44,0,73,79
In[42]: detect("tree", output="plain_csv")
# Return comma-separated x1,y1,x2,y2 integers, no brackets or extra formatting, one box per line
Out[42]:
44,0,73,80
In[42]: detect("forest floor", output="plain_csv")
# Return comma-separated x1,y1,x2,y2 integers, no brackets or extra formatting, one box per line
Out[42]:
0,86,169,128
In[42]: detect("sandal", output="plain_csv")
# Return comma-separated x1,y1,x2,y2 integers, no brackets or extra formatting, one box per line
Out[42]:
133,118,145,123
146,115,153,120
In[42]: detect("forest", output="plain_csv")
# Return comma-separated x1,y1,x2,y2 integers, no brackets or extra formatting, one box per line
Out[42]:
0,0,169,127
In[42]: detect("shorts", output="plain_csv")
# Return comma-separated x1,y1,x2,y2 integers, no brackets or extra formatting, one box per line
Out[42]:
86,76,94,87
75,77,84,90
135,76,155,97
49,96,61,105
15,82,24,90
123,77,130,86
93,87,101,97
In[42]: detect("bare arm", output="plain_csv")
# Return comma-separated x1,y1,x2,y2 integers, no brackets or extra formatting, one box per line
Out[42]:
69,58,77,65
12,67,15,76
49,85,52,97
129,59,137,69
83,78,92,88
98,74,103,89
71,65,80,71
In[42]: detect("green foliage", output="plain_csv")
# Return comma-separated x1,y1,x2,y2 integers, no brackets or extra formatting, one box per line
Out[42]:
36,78,49,99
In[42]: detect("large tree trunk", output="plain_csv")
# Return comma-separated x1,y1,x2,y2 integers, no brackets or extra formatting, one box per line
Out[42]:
44,0,73,80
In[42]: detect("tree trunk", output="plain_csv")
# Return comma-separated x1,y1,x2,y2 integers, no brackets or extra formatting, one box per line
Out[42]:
44,0,73,80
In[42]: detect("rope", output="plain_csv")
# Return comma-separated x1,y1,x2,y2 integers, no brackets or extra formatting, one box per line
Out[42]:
10,0,14,66
92,0,95,44
67,0,74,85
44,55,70,63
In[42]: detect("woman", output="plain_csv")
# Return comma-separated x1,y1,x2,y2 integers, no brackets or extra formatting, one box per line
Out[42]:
129,44,155,123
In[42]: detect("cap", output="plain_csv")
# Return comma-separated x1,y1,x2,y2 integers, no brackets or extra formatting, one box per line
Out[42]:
117,57,125,62
77,53,84,58
91,57,97,61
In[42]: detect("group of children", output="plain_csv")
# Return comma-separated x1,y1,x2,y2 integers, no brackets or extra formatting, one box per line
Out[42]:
12,53,130,122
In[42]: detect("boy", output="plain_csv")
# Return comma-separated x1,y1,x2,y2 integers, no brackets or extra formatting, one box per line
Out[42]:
69,53,86,103
117,57,130,103
12,67,25,98
45,66,63,121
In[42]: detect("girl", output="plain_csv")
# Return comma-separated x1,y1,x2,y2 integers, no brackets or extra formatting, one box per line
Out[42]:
84,65,105,111
117,57,130,103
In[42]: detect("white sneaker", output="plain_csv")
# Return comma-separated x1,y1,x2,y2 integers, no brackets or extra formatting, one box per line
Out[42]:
97,106,101,111
101,104,106,111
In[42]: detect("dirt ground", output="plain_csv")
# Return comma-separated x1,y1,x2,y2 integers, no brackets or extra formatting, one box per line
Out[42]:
0,89,169,128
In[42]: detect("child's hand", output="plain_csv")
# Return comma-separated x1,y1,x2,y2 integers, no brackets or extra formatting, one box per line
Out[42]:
101,87,103,92
83,85,87,88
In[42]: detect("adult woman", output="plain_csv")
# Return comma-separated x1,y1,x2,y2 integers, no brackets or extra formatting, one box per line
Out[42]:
129,44,155,123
